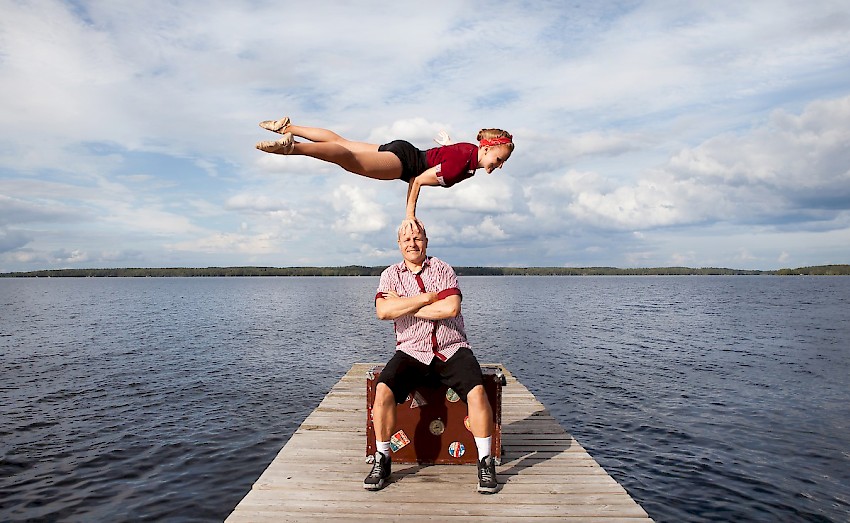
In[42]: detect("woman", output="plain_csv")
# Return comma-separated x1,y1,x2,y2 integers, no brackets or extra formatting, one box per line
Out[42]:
256,117,514,230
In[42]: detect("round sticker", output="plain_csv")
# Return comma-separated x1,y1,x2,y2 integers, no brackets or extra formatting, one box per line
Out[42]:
448,441,465,458
464,415,472,432
445,388,460,403
429,419,445,436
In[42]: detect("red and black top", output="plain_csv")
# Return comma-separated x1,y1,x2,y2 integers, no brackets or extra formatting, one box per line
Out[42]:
425,143,479,188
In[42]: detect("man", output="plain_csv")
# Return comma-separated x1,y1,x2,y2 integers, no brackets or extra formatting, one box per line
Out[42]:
364,221,497,494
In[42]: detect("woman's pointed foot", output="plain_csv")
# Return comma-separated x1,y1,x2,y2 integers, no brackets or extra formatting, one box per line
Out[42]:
256,132,294,154
259,116,291,134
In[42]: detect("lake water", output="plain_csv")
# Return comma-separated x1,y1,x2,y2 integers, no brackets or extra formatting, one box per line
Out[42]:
1,276,848,522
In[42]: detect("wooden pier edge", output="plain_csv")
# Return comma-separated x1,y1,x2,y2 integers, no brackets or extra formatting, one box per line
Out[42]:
226,363,654,522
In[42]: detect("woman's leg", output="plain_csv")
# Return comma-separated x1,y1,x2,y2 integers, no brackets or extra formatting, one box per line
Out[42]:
290,142,403,180
287,124,378,153
257,118,402,179
261,117,378,154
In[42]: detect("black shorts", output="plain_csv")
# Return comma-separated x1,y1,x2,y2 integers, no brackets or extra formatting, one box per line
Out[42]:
378,140,428,182
377,348,485,404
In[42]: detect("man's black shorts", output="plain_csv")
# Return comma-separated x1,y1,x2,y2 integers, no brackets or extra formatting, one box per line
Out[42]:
379,140,429,182
377,348,485,404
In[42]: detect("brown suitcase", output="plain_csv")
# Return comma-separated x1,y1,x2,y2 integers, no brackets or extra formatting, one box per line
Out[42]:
366,363,505,465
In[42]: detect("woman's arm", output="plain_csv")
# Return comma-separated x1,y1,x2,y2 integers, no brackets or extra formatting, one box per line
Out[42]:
376,290,438,320
404,167,441,229
414,295,461,320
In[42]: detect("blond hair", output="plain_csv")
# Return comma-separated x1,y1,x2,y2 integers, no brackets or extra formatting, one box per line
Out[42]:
477,128,515,152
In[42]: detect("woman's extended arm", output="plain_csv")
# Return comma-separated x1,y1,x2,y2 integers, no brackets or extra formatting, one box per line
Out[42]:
404,167,440,231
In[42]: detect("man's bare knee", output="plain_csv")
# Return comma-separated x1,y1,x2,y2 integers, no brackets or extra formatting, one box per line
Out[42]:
375,383,396,406
467,385,488,404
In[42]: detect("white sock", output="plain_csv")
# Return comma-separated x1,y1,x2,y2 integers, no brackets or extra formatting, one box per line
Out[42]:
474,436,492,460
377,441,391,457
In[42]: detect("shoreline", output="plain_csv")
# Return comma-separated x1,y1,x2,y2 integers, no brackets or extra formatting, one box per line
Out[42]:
2,264,849,277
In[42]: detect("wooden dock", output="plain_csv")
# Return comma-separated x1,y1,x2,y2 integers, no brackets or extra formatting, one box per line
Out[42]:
226,363,654,522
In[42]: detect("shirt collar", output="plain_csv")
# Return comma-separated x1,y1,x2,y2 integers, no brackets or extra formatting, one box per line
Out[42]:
398,256,431,273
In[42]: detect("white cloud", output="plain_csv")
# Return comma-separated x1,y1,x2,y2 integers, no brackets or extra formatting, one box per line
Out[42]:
427,177,515,215
367,118,451,146
460,217,508,242
51,248,89,264
168,232,277,254
331,184,389,234
521,95,850,235
225,194,289,213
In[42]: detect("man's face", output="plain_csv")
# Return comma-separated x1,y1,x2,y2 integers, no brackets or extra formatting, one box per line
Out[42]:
398,229,428,264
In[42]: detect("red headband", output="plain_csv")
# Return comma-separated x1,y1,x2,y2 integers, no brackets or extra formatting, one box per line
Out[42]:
479,136,513,147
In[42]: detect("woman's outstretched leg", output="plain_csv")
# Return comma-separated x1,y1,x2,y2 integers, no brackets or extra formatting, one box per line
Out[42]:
259,117,376,153
288,124,379,154
256,116,403,179
293,142,402,180
256,136,403,181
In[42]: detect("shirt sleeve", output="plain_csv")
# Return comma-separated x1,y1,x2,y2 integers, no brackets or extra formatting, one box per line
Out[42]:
438,288,461,300
433,259,462,301
375,267,395,302
435,145,475,188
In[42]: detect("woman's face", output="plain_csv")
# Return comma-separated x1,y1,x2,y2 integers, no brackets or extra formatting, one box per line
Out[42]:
480,144,512,174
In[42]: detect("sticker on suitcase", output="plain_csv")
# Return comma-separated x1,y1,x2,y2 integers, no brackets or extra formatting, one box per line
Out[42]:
445,388,460,403
429,419,445,435
409,390,428,409
390,430,411,452
448,441,465,458
464,415,472,432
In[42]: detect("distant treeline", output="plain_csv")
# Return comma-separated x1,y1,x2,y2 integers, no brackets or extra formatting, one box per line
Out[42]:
3,264,849,277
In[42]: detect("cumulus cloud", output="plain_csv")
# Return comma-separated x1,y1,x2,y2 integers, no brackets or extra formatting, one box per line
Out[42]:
51,248,89,264
665,95,850,224
367,118,451,147
331,184,389,234
428,177,515,214
523,95,850,235
168,232,278,254
225,194,289,213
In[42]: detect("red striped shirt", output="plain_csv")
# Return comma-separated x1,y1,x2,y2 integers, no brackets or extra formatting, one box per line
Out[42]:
375,256,468,364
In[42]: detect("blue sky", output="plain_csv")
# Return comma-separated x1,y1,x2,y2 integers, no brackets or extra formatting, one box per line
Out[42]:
1,1,849,272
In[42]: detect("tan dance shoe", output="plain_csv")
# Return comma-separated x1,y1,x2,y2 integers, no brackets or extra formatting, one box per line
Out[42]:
255,132,294,154
259,116,290,134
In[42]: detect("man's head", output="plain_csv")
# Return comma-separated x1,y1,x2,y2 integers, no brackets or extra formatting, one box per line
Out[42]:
397,221,428,267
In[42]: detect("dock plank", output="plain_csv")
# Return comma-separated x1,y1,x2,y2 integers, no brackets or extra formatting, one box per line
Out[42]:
227,363,653,522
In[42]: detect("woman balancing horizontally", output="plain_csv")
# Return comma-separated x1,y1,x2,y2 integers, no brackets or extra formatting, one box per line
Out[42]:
255,117,514,229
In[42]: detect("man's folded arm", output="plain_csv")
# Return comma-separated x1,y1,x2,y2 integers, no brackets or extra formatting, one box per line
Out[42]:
414,290,461,320
375,291,438,320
